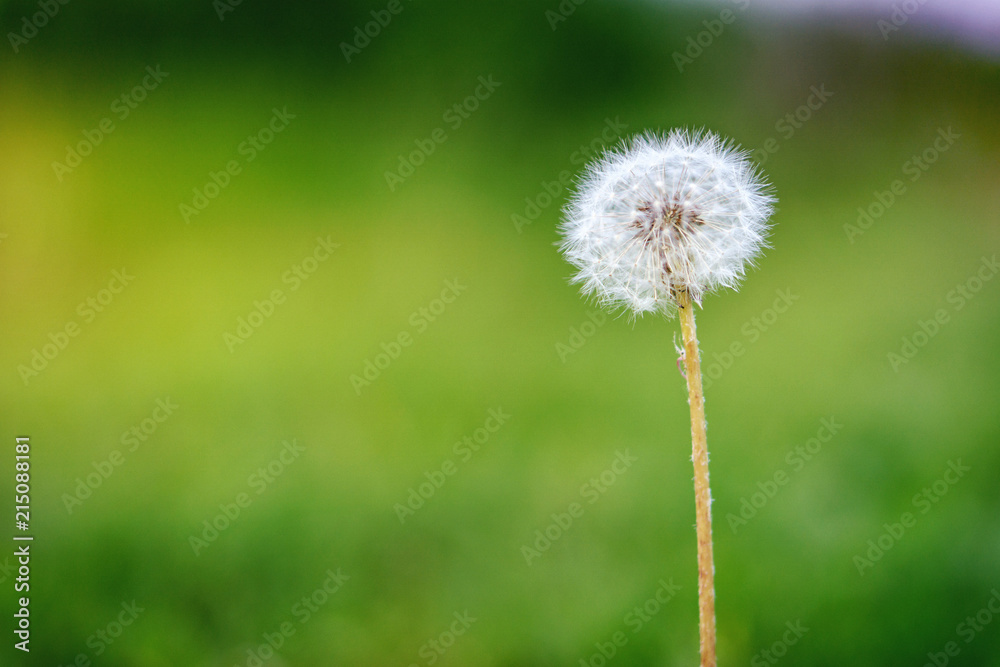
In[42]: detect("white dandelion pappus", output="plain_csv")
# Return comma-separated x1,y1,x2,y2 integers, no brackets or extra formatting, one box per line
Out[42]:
559,130,775,316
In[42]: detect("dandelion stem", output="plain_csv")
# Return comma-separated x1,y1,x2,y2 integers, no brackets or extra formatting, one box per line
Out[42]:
677,290,717,667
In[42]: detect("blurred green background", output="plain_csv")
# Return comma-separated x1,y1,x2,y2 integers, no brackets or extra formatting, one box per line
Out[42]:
1,0,999,664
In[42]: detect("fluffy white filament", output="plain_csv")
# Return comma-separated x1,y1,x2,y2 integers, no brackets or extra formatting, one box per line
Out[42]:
559,130,775,316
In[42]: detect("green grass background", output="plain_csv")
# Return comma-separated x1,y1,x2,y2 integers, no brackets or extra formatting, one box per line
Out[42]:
1,0,999,664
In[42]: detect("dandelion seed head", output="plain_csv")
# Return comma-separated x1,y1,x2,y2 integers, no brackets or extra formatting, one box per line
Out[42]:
559,129,775,317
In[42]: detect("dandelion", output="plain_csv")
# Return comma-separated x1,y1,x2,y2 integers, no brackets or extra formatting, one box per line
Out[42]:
559,129,775,667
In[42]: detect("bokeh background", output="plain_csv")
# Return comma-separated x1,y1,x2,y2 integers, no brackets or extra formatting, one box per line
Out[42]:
2,0,999,664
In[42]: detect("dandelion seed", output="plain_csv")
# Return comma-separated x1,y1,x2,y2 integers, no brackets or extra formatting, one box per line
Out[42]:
559,129,774,317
